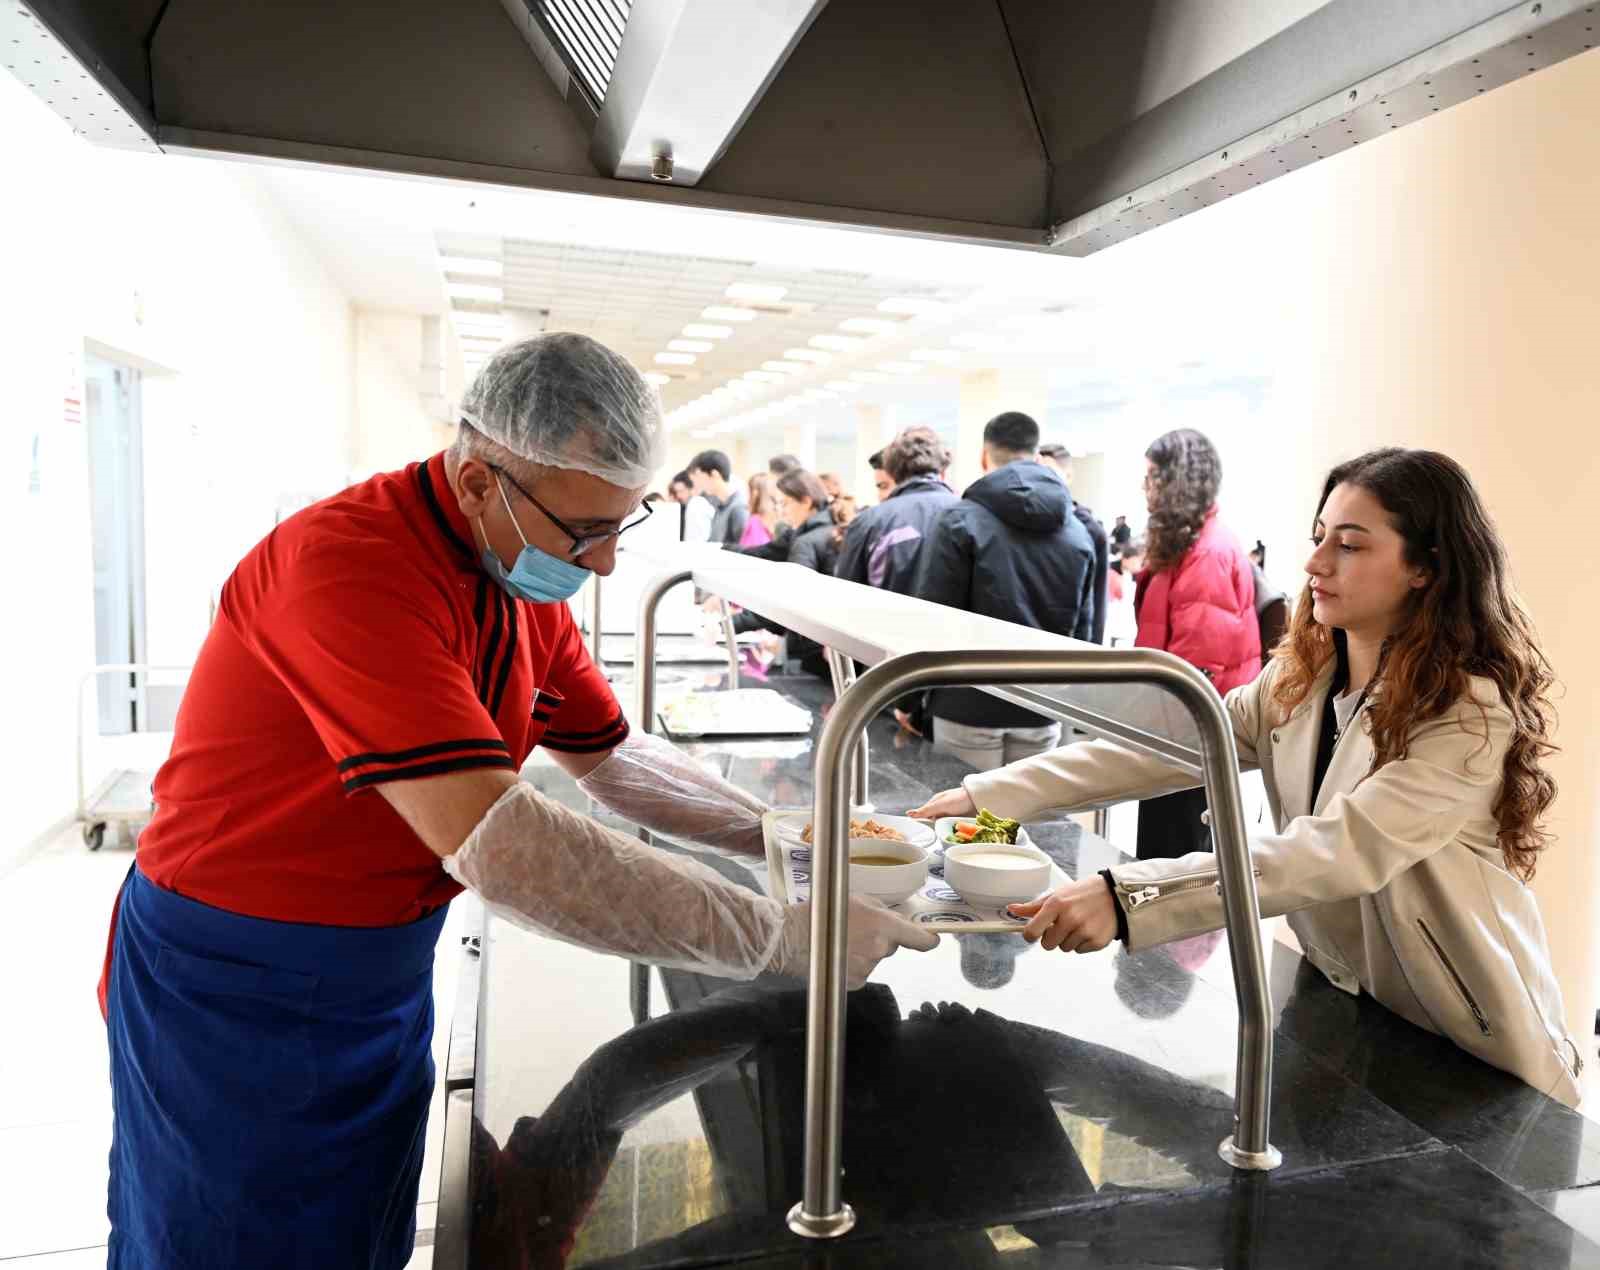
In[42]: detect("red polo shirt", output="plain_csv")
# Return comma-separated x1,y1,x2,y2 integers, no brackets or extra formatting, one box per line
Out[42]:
130,453,628,928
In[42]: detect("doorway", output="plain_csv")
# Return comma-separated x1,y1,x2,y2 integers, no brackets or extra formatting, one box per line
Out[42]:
84,353,148,735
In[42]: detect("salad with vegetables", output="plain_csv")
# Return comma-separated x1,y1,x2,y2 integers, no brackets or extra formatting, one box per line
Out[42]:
946,809,1022,845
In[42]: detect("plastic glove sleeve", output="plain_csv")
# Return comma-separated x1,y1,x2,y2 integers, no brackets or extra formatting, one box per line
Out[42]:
444,781,786,978
576,730,768,855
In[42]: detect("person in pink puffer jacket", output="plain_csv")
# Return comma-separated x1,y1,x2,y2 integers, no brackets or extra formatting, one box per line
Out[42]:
1133,428,1260,859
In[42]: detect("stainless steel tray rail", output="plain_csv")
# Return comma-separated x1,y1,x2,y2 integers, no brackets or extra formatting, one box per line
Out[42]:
632,564,1282,1243
790,648,1279,1238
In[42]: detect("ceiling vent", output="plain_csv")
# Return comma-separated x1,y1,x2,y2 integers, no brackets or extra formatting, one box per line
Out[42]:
525,0,631,112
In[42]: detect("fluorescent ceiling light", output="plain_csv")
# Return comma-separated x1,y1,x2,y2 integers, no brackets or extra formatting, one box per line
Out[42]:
643,372,671,386
877,361,921,374
763,361,807,375
450,311,505,329
849,371,890,383
701,306,758,322
909,347,962,364
784,348,831,364
743,370,784,383
669,339,714,353
877,296,945,316
824,380,863,393
446,282,504,303
800,388,836,401
809,334,863,352
691,429,716,439
838,317,899,335
655,352,697,365
949,332,1009,350
682,323,734,339
725,282,788,304
438,255,503,277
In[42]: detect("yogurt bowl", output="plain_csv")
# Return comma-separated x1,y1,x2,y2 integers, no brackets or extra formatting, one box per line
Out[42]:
942,842,1052,909
847,840,930,906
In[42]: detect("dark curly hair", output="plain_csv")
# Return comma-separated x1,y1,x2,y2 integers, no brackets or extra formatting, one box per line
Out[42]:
1270,448,1558,881
883,426,945,485
1143,428,1222,573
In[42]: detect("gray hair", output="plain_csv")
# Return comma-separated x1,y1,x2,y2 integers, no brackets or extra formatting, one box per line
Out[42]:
459,332,663,487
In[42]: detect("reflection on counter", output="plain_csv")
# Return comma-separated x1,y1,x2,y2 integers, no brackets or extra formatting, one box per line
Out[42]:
460,672,1600,1270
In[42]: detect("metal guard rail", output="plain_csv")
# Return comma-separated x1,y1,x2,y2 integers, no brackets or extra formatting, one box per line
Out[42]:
632,572,1282,1246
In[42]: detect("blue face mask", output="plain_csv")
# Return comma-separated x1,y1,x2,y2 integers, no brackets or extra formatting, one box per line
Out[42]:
479,473,592,604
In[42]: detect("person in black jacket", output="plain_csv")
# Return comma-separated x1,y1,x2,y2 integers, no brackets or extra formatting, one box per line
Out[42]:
732,468,838,677
1039,442,1110,644
912,412,1096,770
835,426,959,594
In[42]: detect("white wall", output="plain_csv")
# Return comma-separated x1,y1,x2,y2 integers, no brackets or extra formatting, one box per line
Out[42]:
0,73,358,858
353,310,455,478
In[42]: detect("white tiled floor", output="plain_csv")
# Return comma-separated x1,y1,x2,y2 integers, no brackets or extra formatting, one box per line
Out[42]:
0,826,463,1268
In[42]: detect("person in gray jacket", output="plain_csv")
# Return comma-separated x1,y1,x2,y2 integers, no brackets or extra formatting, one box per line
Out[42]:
912,448,1581,1104
688,449,748,548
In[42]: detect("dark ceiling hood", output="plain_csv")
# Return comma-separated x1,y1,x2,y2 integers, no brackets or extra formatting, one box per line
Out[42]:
14,0,1597,254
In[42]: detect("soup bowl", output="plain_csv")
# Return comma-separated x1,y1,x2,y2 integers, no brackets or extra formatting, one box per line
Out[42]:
846,840,930,906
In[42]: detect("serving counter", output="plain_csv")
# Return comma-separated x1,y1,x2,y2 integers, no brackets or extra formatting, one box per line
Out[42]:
437,656,1600,1269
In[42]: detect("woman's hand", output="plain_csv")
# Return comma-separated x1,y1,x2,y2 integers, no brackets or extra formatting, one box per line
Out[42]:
906,787,975,821
1008,878,1117,953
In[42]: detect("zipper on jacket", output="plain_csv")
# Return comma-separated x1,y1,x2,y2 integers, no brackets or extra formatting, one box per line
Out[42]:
1118,868,1261,910
1416,917,1493,1036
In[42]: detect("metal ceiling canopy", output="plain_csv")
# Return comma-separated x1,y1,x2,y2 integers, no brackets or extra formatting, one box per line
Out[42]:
10,0,1598,255
591,0,826,185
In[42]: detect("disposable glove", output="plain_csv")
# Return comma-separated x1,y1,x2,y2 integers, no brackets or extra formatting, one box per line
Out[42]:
772,894,940,990
576,730,768,856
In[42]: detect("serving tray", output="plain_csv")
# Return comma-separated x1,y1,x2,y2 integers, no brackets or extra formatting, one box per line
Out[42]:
761,810,1065,934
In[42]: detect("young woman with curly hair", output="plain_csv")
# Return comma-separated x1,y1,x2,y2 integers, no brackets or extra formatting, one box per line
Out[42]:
911,448,1581,1102
1132,428,1260,860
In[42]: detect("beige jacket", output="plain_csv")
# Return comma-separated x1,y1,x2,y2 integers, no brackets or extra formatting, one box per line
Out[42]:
963,658,1583,1107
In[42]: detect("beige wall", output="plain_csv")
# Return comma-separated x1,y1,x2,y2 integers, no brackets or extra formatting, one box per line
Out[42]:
1086,48,1600,1047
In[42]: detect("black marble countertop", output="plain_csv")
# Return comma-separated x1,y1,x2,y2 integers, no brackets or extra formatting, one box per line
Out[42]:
460,655,1600,1269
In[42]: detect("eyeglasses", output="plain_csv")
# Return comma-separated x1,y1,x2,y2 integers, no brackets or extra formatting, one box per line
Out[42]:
489,465,653,559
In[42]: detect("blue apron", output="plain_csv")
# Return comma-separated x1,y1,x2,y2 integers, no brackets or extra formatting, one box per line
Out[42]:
105,866,449,1269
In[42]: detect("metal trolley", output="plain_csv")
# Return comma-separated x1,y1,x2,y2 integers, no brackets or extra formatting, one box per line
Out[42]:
76,663,189,850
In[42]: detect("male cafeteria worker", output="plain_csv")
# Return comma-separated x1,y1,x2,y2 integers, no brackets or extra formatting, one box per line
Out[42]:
99,333,937,1268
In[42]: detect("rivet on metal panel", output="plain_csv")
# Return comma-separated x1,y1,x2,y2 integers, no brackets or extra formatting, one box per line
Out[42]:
650,148,674,182
1220,151,1228,161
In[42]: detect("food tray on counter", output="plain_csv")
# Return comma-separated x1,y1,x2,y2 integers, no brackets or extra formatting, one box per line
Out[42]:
657,689,814,738
761,810,1066,934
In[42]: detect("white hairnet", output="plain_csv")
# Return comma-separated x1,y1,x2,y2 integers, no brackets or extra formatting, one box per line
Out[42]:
460,332,663,488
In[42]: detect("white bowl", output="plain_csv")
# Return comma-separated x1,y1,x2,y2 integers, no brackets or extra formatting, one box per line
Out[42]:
942,842,1052,909
775,811,936,851
932,816,1034,851
846,840,930,906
